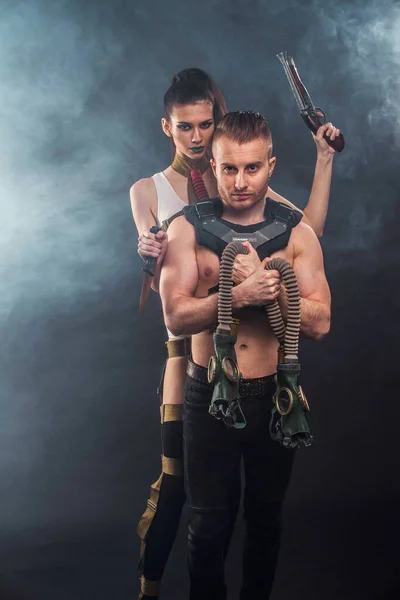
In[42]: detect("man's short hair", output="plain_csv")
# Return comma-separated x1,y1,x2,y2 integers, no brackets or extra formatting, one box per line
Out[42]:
212,110,273,157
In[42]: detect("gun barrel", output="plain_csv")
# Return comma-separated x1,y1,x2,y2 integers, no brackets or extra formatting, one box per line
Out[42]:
277,51,316,111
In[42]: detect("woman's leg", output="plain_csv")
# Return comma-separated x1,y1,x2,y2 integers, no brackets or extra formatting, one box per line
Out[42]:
137,343,188,599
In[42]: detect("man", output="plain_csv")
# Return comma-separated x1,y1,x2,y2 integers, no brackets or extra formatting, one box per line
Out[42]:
159,111,331,599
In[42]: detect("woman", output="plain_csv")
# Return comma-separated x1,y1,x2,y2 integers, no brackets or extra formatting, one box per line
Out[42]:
130,68,340,599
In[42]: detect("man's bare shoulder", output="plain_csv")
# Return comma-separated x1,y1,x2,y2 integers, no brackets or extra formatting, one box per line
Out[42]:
167,213,196,241
291,220,322,255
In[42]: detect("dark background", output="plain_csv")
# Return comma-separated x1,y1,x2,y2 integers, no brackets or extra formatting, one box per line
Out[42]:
0,0,399,598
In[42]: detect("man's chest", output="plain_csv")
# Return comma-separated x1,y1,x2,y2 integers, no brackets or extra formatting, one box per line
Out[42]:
195,241,295,294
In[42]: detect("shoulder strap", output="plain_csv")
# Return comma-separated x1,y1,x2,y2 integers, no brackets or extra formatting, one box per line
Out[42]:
184,199,228,258
159,209,184,232
182,197,303,260
265,198,303,227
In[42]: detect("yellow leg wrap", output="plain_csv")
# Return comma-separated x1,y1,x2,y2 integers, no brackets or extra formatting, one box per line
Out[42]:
138,576,159,598
136,400,185,591
137,474,163,542
136,457,183,569
161,455,183,477
160,403,183,424
165,337,191,358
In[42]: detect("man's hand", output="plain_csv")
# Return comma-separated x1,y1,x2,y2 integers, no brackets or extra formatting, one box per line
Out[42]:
138,229,168,265
233,265,281,308
232,242,262,284
312,118,341,158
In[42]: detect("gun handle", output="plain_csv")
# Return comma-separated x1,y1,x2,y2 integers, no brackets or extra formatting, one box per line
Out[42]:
323,130,345,152
301,113,345,153
142,225,161,277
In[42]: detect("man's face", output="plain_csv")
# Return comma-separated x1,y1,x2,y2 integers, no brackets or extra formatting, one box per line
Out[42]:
210,136,276,211
161,101,215,160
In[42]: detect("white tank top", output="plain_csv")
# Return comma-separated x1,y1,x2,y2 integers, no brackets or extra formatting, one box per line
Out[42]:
152,171,188,341
152,172,187,225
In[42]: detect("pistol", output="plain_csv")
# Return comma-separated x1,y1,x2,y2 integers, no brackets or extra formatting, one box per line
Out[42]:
277,51,345,153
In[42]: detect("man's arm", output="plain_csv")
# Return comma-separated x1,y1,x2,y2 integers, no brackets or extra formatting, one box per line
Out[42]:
160,217,219,336
278,223,331,342
161,218,283,337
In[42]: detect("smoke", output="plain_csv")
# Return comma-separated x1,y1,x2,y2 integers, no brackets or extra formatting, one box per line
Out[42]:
247,0,400,254
0,0,398,535
303,0,400,254
1,0,399,319
319,0,400,145
0,0,398,315
297,0,400,166
0,1,136,322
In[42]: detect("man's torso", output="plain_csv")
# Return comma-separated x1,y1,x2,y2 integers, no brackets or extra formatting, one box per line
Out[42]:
192,230,297,378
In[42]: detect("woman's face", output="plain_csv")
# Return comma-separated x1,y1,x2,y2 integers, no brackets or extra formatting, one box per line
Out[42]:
162,100,215,160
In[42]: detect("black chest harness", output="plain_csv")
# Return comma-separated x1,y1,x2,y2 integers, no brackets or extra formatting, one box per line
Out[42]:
183,197,302,261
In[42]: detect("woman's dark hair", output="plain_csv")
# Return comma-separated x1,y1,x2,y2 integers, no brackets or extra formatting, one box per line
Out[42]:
163,68,227,126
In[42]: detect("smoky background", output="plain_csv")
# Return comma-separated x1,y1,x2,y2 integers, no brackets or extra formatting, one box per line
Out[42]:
0,0,399,598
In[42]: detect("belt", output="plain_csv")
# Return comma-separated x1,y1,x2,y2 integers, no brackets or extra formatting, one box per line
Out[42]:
187,360,276,398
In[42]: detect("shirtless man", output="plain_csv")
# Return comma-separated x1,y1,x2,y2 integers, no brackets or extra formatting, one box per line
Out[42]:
160,110,331,599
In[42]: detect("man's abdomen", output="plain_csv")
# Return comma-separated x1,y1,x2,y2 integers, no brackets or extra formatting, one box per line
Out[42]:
191,310,280,379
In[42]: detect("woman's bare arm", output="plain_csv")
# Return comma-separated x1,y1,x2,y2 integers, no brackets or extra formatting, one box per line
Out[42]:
269,121,341,237
130,177,166,290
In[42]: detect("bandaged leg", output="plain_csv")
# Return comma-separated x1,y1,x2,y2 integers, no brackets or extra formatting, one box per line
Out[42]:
137,342,189,599
137,404,185,598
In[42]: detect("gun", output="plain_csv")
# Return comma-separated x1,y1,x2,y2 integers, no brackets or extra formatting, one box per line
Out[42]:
277,51,345,153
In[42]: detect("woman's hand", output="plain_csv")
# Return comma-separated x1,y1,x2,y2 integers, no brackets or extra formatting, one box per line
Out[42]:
138,229,168,264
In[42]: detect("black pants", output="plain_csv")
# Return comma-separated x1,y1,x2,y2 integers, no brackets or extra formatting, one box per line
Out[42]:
184,372,295,600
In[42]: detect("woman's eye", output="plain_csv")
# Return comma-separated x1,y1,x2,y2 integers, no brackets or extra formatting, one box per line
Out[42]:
200,122,213,129
177,124,191,131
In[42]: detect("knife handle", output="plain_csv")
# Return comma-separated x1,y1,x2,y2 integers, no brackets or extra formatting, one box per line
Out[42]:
142,225,161,277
